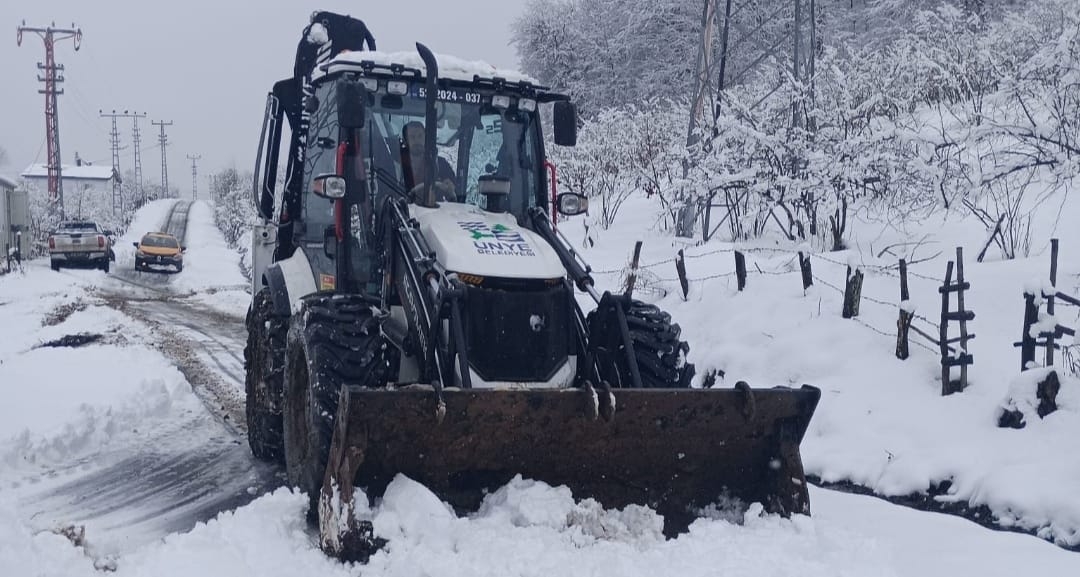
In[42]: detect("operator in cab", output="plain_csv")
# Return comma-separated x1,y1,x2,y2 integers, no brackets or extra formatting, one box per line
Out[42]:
401,121,458,203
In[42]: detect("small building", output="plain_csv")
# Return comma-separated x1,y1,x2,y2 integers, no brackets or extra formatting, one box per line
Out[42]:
21,155,117,196
0,174,30,258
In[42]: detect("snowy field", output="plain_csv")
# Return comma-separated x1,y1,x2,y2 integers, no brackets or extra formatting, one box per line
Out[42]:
562,191,1080,549
0,198,1077,575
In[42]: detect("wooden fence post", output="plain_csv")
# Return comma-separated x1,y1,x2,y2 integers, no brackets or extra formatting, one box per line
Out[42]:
842,265,864,318
1019,292,1039,371
624,240,643,298
896,259,912,360
955,247,972,391
675,249,689,300
734,251,746,291
798,251,813,290
940,261,955,394
1046,238,1059,366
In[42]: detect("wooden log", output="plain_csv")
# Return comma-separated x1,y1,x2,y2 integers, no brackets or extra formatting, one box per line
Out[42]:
937,281,971,293
624,240,643,298
940,260,954,395
735,251,747,291
842,266,864,319
1046,238,1058,366
675,249,689,300
1019,293,1039,371
896,259,912,360
798,251,813,290
955,247,970,392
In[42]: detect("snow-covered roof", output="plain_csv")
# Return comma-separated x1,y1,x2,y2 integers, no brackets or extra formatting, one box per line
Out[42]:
21,164,116,181
0,174,17,189
318,50,537,85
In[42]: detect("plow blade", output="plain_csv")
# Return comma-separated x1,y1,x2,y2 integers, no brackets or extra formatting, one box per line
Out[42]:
319,384,820,560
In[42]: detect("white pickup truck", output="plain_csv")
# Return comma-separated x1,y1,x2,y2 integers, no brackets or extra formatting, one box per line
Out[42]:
48,221,114,273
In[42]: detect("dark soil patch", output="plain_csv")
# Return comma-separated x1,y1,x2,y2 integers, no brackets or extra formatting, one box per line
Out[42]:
42,299,88,327
39,333,104,348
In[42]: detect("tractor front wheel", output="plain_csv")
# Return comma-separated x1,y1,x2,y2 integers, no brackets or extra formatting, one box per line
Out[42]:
282,294,389,523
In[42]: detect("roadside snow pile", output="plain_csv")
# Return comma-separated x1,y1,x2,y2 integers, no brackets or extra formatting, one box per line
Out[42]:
564,194,1080,548
0,346,192,469
0,273,190,470
5,478,1078,577
0,262,94,364
173,201,250,317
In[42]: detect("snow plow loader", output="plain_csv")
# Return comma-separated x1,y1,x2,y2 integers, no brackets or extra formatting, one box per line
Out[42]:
244,11,821,562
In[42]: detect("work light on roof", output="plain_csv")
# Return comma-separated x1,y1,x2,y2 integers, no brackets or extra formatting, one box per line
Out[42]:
359,78,378,91
519,98,537,112
491,94,511,109
387,80,408,95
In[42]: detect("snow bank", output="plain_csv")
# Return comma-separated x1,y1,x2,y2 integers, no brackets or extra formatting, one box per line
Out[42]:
563,193,1080,548
173,200,250,317
5,480,1077,577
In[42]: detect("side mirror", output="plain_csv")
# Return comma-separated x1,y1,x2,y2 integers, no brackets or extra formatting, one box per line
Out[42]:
132,242,140,248
323,226,337,260
337,79,366,129
181,246,187,253
556,193,588,216
313,174,346,199
553,101,577,147
103,230,114,237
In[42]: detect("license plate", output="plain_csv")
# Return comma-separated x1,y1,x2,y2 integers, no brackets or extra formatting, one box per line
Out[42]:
71,239,81,244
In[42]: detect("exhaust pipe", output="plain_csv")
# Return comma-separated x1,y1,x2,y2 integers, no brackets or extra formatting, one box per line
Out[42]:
416,42,439,208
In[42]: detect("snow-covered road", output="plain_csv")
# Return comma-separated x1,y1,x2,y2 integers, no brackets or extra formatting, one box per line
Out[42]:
2,200,279,556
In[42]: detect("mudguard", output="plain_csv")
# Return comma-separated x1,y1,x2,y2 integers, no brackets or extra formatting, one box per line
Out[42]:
263,248,319,317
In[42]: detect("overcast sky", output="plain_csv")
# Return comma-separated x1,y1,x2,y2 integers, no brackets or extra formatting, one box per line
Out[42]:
0,0,529,193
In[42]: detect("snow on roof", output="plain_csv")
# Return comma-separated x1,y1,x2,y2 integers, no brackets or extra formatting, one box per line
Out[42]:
0,174,18,189
319,49,537,85
21,163,116,181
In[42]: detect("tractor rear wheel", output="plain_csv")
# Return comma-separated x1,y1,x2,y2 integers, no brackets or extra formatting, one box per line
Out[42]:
244,288,287,462
587,293,695,388
282,294,388,523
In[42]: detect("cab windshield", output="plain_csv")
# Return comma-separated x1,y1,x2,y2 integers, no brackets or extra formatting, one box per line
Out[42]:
141,235,178,249
355,80,543,217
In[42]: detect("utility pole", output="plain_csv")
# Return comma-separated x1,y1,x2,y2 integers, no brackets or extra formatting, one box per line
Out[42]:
152,120,173,198
186,154,201,200
17,21,82,220
99,109,142,215
130,112,147,205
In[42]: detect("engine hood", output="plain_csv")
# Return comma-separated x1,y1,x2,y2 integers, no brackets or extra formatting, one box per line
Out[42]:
411,204,566,279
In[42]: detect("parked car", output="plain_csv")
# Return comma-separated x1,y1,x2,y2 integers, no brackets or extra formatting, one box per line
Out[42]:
49,221,111,272
133,232,184,273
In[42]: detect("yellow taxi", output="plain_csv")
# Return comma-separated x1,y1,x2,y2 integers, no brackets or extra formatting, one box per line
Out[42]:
133,232,185,273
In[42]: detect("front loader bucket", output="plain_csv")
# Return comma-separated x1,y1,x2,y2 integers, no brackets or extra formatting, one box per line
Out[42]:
319,384,820,560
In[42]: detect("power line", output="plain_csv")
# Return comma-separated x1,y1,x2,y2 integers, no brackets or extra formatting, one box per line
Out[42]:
17,21,83,220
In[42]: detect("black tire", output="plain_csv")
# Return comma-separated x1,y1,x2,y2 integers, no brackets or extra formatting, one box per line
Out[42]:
244,288,287,462
587,293,695,388
100,259,110,273
282,294,388,523
51,261,60,272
